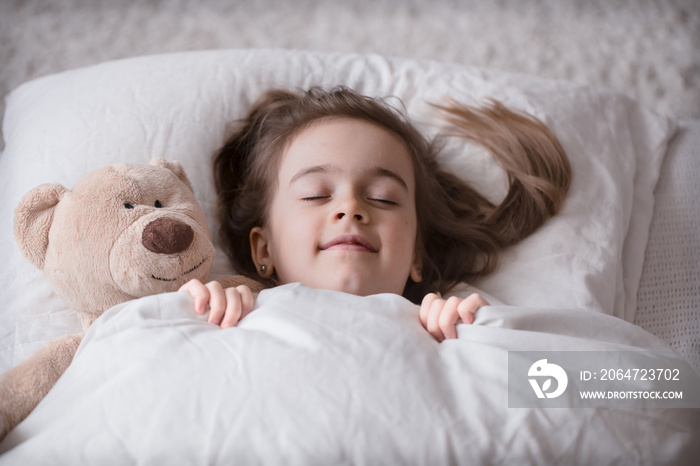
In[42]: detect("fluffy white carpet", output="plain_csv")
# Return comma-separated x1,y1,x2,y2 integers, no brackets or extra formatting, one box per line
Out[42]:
0,0,698,148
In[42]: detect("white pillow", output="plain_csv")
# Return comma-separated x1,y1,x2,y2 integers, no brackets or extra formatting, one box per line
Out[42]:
0,49,674,372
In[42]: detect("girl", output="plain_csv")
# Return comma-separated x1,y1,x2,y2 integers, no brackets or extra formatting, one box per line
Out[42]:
180,86,571,341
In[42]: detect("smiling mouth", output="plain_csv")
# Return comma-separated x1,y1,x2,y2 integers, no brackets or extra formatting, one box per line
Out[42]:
151,257,207,282
320,235,378,253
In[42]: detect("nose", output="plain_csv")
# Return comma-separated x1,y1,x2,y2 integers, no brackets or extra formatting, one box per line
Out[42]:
142,218,194,254
333,196,369,223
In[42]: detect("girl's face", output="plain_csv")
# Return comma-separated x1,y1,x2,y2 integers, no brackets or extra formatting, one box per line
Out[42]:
250,118,422,296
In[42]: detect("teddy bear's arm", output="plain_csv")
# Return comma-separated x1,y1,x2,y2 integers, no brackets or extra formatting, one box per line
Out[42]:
0,333,82,440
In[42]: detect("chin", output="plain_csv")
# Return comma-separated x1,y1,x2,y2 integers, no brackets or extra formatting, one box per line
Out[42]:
330,283,369,297
325,276,394,297
308,276,368,297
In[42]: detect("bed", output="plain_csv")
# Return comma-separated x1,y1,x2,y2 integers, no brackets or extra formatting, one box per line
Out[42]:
0,49,698,464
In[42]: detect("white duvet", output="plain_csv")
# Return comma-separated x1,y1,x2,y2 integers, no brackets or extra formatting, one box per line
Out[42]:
1,284,697,465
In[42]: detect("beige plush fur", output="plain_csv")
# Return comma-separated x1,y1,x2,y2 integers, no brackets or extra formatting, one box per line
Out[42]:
0,159,261,440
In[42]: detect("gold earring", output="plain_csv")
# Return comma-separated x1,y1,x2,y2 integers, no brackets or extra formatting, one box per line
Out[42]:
411,265,423,283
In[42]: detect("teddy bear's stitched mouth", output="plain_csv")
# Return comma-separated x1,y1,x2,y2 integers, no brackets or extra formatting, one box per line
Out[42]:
151,257,207,282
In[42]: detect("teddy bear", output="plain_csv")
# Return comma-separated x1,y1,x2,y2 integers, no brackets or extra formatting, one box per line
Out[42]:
0,159,262,441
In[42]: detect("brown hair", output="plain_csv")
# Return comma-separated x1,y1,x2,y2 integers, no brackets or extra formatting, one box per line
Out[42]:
214,87,571,303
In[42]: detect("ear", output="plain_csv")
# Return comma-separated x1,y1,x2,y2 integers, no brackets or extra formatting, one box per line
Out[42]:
249,226,274,278
410,253,423,283
14,183,68,269
150,158,194,193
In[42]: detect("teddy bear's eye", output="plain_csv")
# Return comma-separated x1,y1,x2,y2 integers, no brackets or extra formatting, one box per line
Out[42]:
154,200,163,208
124,203,135,209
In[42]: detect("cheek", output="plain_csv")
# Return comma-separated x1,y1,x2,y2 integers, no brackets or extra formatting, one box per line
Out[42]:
387,211,419,254
404,206,419,240
267,204,316,257
404,212,420,264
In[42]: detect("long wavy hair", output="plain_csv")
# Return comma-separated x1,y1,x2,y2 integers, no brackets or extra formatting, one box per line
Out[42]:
214,86,571,303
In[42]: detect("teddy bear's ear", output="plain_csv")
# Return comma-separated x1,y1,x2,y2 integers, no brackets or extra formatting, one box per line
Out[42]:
150,158,194,193
14,183,68,270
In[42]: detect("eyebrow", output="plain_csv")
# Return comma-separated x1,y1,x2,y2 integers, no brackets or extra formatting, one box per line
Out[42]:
289,164,409,191
369,167,409,191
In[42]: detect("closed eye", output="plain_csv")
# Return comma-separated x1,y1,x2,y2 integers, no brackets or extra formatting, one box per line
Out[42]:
369,198,398,206
302,196,330,202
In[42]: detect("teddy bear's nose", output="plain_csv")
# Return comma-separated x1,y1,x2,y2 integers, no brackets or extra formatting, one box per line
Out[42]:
142,218,194,254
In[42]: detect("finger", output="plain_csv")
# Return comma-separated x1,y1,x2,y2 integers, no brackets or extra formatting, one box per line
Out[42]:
178,278,200,293
438,296,462,340
457,293,489,325
236,285,255,320
426,297,447,342
179,279,209,314
419,293,440,328
220,287,243,329
205,281,226,325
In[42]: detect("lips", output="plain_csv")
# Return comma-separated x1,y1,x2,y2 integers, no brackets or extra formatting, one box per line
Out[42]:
320,235,378,253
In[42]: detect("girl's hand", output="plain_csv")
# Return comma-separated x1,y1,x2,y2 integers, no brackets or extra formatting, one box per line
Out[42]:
419,293,488,342
179,279,255,328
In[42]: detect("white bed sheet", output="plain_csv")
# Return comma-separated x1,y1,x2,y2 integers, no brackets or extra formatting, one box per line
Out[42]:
1,285,698,464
